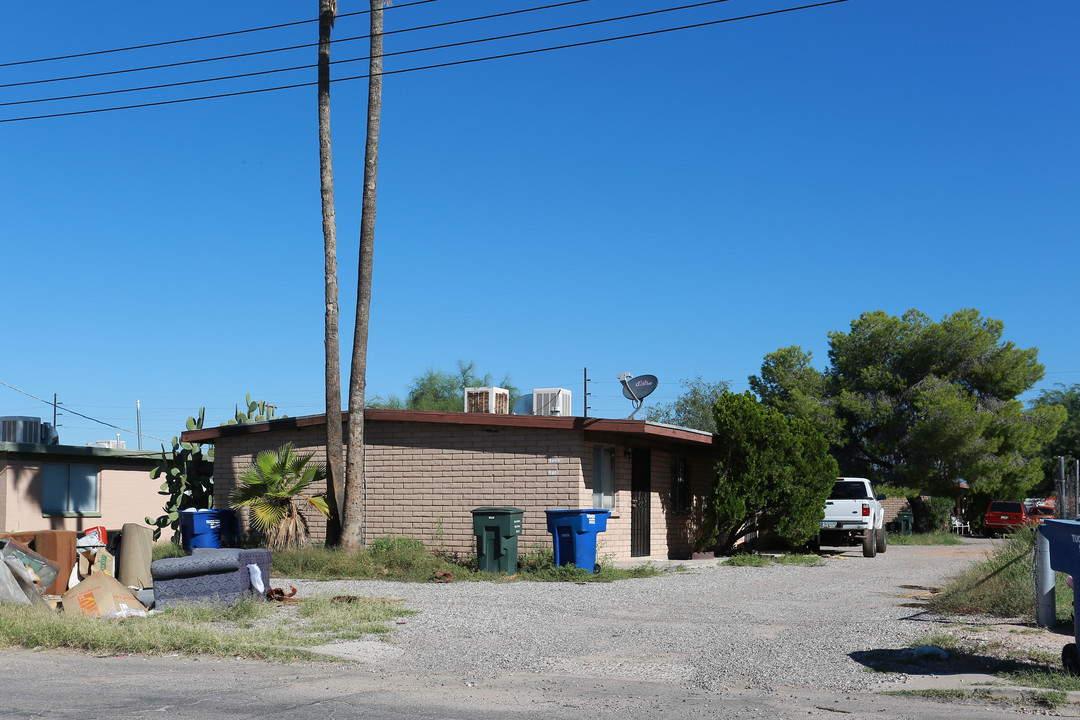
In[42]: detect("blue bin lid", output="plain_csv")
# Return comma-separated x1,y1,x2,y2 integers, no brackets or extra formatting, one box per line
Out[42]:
545,509,610,517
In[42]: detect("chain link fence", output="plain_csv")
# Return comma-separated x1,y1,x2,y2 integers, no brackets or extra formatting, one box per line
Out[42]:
1054,457,1080,520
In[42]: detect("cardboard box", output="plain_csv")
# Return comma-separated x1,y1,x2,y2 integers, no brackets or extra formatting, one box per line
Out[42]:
62,573,147,619
77,548,115,579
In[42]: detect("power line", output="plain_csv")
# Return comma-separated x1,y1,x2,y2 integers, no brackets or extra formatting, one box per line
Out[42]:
0,0,441,68
0,1,852,124
3,0,742,109
0,0,600,90
0,379,169,443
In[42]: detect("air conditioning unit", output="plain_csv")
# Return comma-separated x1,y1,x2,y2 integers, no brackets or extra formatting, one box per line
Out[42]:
1,416,42,444
533,388,572,417
464,387,509,414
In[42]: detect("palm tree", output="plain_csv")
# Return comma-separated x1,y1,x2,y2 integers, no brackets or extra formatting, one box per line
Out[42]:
229,443,330,550
319,0,345,545
343,0,384,549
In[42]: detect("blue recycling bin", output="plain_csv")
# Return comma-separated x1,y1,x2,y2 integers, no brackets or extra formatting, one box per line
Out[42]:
179,508,239,553
545,509,610,574
1038,520,1080,672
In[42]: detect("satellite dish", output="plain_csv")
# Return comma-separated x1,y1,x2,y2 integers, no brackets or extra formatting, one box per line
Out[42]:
511,395,534,415
621,374,658,402
617,372,659,419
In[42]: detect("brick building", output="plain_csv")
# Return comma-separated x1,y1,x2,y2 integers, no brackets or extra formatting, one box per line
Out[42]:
182,409,722,562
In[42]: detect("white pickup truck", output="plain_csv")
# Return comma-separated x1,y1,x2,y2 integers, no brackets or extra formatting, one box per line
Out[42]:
818,477,887,557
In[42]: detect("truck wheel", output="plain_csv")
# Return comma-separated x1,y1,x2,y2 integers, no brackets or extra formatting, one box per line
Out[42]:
1064,644,1080,676
863,529,877,557
876,526,888,553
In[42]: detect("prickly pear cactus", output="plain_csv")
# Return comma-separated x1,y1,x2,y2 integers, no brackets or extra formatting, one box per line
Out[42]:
221,393,286,426
145,408,215,542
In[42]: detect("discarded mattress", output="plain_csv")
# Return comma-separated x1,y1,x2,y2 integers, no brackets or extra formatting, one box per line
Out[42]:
151,548,271,609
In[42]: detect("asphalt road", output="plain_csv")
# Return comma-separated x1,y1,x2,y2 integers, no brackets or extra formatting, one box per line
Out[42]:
3,540,1077,719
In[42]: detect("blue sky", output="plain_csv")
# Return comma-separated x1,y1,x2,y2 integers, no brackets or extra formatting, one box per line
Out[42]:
1,0,1077,448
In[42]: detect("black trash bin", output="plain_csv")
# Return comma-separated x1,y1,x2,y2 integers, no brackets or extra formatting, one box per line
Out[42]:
471,507,524,574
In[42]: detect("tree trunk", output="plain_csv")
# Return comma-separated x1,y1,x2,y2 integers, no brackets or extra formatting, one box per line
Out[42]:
318,0,344,546
342,0,383,549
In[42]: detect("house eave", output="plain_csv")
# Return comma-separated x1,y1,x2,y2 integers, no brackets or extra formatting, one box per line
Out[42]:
180,409,717,448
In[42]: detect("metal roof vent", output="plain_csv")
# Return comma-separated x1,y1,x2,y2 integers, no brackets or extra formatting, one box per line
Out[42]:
533,388,571,417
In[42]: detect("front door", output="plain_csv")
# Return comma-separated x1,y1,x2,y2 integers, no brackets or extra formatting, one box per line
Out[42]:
631,448,651,557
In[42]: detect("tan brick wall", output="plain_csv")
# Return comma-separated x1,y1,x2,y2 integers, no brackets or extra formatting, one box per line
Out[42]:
882,496,912,524
214,423,583,557
211,420,721,563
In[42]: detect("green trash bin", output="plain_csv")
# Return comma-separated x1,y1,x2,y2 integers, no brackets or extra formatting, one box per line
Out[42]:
897,511,914,536
471,507,524,574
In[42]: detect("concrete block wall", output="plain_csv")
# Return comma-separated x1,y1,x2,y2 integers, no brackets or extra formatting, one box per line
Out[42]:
365,422,582,556
212,426,329,541
210,420,720,562
212,423,584,557
881,496,912,524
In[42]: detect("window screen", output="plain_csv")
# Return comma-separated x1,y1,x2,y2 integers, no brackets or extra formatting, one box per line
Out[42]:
592,446,615,510
41,463,99,515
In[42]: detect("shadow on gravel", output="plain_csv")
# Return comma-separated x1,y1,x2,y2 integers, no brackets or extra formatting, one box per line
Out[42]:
850,646,1053,677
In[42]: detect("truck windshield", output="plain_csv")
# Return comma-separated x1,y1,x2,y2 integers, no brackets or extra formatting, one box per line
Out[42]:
829,482,869,500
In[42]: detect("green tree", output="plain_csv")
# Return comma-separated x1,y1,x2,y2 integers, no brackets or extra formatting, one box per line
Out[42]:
404,361,520,412
749,346,845,446
1031,383,1080,492
643,376,729,432
229,443,330,550
703,392,838,553
750,309,1067,499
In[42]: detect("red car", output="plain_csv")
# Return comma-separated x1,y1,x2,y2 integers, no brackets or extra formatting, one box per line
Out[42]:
1028,506,1055,524
983,500,1031,536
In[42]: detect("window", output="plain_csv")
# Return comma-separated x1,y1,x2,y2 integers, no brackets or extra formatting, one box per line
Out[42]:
671,456,690,515
42,463,99,516
592,446,615,510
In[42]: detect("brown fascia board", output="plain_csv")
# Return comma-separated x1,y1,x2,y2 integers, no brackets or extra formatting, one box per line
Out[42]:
181,409,717,448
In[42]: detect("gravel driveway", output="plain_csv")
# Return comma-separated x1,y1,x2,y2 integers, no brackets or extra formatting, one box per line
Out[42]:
280,540,991,694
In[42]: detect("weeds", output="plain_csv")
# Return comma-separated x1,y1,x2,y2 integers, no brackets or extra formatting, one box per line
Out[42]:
887,531,965,546
930,527,1072,621
0,589,412,659
270,535,663,582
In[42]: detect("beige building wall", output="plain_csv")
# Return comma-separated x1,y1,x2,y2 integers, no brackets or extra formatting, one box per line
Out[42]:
0,454,162,535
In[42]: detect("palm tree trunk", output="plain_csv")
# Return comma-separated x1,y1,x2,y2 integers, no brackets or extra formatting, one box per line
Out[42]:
342,0,383,549
319,0,344,546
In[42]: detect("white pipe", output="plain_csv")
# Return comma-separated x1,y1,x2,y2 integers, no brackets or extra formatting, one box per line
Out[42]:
1036,527,1055,628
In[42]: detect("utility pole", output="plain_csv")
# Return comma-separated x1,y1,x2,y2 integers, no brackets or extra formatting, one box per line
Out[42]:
583,367,591,418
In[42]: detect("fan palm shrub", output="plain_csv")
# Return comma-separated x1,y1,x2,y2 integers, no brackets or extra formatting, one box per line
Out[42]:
229,443,330,550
